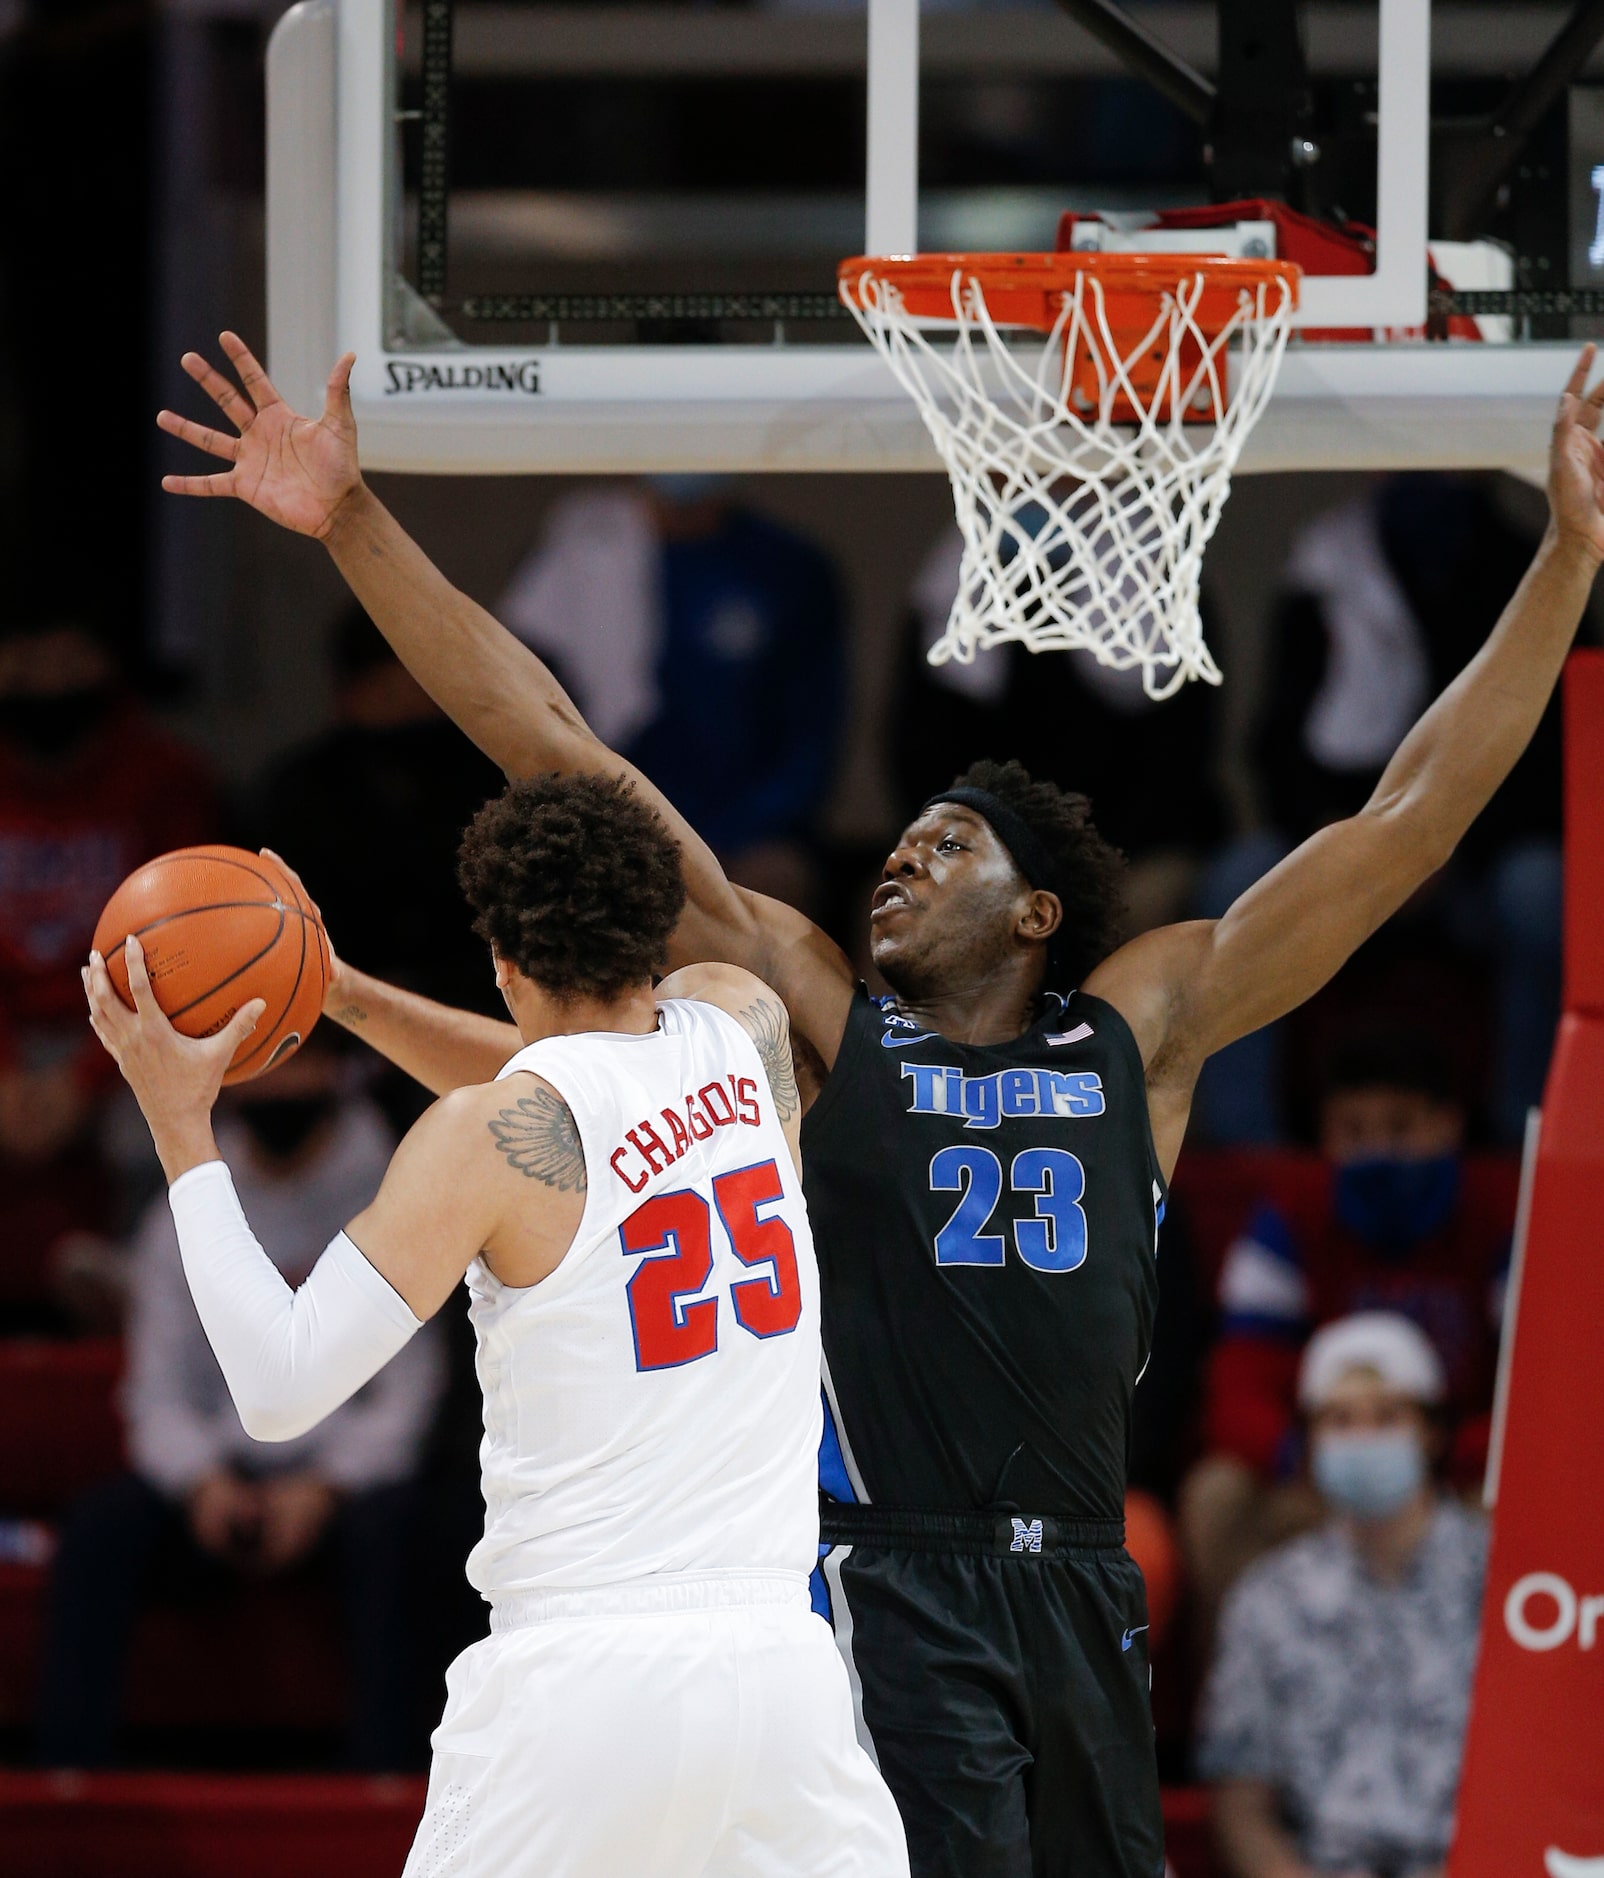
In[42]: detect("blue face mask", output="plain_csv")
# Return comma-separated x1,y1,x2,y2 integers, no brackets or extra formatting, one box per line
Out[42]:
1333,1153,1460,1252
1312,1428,1428,1520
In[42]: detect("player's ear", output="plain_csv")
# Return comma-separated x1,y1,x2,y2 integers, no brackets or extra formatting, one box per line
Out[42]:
1019,889,1063,944
491,948,514,992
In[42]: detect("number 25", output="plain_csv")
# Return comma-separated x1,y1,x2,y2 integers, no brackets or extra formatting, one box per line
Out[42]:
621,1159,802,1371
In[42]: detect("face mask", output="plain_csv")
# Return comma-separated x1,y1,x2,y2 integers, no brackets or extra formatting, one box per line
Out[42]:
237,1095,337,1159
0,687,114,761
1334,1153,1460,1251
1312,1427,1428,1520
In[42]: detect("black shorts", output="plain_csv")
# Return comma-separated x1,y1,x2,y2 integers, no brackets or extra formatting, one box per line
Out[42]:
817,1510,1164,1878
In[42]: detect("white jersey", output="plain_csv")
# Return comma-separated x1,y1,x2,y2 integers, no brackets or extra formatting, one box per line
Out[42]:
464,996,822,1602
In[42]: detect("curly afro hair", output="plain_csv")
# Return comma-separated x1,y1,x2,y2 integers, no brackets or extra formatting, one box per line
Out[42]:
949,757,1127,985
458,773,688,1001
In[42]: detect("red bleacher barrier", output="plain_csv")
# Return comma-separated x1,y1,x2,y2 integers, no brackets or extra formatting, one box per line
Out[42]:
0,1773,1221,1877
1449,653,1604,1878
0,1771,428,1878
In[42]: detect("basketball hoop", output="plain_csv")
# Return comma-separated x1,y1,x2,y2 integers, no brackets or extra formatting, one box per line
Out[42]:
838,251,1300,699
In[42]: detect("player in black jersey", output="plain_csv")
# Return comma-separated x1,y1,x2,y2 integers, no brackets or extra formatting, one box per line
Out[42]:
163,335,1604,1877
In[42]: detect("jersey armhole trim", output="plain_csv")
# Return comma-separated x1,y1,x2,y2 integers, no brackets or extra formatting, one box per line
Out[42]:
1070,990,1170,1207
797,985,876,1143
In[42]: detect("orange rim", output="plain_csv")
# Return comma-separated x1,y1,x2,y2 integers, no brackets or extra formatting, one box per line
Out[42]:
837,250,1301,334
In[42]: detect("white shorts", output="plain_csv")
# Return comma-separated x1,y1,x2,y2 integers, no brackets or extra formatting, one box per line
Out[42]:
403,1575,909,1878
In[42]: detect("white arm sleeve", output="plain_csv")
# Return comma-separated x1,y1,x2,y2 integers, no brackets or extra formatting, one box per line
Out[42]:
167,1159,424,1443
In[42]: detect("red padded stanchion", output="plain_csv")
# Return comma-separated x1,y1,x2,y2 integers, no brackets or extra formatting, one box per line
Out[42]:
1564,653,1604,1015
1449,652,1604,1876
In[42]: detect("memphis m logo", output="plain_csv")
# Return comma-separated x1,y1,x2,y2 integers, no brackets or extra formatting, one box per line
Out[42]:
902,1062,1105,1130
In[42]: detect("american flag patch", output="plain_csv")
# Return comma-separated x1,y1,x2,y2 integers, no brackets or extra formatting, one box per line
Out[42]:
1045,1022,1094,1046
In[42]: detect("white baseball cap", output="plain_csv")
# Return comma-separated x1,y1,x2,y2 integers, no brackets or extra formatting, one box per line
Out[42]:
1298,1311,1447,1412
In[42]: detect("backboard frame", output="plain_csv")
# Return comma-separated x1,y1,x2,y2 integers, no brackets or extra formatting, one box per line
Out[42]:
264,0,1573,479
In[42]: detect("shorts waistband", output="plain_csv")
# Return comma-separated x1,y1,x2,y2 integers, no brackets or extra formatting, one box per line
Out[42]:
819,1501,1125,1558
487,1572,809,1631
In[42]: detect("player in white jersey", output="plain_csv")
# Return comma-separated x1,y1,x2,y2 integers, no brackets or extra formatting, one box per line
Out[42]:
83,771,908,1878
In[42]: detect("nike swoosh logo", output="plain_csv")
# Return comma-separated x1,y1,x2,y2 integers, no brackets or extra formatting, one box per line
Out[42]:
1546,1852,1604,1877
881,1031,937,1048
1121,1625,1149,1652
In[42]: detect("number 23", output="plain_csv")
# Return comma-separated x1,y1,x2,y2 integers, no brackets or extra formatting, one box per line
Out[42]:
930,1146,1088,1272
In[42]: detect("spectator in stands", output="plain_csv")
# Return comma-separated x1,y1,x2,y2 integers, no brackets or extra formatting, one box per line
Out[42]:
892,524,1225,934
1195,473,1565,1144
246,607,508,1688
1198,1312,1485,1878
499,477,846,916
36,1032,443,1771
247,605,504,1044
1180,1032,1511,1628
0,610,216,1324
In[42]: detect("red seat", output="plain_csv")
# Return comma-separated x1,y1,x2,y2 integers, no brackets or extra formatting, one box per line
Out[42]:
0,1560,44,1728
0,1339,124,1513
124,1576,348,1731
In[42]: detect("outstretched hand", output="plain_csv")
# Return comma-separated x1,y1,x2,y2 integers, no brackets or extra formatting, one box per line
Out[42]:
1549,345,1604,565
83,936,266,1182
157,333,362,540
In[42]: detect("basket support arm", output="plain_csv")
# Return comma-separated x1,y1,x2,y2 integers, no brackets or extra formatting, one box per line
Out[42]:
1440,0,1604,241
1050,0,1214,127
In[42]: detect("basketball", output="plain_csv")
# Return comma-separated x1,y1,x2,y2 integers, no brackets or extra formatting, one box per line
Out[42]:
91,846,331,1086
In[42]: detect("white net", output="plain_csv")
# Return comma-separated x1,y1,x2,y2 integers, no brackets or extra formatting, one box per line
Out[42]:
842,261,1296,700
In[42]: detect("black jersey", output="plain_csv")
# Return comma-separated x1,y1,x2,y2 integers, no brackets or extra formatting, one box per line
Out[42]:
801,985,1164,1522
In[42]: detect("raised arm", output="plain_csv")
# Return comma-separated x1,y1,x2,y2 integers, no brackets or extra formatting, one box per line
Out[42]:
253,850,519,1094
325,962,519,1093
83,935,540,1441
1090,350,1604,1167
157,338,855,1065
659,961,805,1170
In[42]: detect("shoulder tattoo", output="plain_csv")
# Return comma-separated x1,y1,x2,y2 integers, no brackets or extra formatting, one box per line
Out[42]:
487,1087,588,1191
739,997,800,1123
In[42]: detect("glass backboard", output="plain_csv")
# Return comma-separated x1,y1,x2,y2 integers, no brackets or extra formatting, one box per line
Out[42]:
265,0,1599,477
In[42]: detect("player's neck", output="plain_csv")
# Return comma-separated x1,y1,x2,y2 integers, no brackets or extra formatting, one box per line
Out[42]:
892,968,1045,1048
507,979,662,1044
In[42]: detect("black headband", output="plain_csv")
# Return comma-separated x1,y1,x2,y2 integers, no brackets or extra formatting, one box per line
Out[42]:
921,787,1063,902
